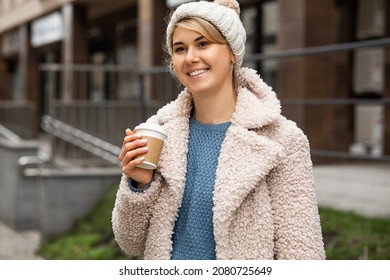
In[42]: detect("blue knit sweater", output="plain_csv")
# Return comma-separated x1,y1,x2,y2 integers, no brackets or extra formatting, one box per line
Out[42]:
170,116,231,260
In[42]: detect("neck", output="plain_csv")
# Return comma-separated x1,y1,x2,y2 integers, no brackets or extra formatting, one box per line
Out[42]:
192,88,236,124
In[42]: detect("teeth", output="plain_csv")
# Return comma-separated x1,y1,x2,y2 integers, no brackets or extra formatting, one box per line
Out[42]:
189,69,208,77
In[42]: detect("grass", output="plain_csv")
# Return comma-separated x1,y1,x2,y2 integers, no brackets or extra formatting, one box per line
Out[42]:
38,185,390,260
319,208,390,260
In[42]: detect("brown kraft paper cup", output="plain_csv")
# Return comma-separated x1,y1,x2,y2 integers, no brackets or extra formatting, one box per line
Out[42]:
134,123,167,170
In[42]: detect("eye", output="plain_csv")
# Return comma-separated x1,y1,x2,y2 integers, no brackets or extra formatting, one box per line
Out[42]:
173,46,186,53
197,41,209,48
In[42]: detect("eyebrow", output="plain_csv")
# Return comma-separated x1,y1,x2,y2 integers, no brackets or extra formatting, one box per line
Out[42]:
173,35,205,47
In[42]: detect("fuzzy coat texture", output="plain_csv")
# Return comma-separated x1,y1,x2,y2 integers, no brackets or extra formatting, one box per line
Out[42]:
112,67,326,260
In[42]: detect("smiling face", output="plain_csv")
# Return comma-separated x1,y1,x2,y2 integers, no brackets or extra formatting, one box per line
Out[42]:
171,24,235,97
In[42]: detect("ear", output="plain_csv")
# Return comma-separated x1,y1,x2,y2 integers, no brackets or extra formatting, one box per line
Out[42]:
169,62,175,73
230,53,236,64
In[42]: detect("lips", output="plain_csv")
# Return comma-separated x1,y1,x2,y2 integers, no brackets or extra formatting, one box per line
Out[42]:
188,69,209,77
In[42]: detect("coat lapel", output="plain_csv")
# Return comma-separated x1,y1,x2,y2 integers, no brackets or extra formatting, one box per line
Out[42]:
212,125,285,252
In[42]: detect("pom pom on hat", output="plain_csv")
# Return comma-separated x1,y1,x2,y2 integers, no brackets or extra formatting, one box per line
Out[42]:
215,0,240,15
166,0,246,71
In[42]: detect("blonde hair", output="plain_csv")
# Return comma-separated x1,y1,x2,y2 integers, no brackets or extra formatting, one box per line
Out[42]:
176,17,228,45
164,17,237,90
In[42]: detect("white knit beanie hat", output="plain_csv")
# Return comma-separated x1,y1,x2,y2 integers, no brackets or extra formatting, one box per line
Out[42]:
166,0,246,71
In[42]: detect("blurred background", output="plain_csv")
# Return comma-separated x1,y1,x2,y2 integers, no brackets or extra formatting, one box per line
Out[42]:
0,0,389,260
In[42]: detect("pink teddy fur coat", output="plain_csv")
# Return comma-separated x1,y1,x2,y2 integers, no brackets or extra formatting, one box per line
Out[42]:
112,67,326,260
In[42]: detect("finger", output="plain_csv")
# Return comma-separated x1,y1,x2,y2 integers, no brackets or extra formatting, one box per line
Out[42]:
123,134,142,144
121,156,146,176
119,138,147,161
122,130,139,147
119,133,142,161
121,145,148,167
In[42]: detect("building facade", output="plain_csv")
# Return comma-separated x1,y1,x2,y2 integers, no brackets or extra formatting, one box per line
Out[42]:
0,0,389,162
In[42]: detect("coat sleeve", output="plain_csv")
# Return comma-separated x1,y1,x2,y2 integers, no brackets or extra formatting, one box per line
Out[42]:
267,123,326,260
111,172,163,257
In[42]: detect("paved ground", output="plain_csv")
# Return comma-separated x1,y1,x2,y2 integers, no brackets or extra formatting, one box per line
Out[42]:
0,222,42,260
0,163,389,259
314,163,390,219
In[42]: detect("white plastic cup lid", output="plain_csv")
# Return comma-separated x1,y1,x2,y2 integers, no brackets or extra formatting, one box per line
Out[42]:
134,123,167,140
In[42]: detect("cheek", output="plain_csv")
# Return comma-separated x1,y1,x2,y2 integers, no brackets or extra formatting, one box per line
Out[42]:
214,52,234,73
211,48,233,67
171,58,188,83
172,57,182,74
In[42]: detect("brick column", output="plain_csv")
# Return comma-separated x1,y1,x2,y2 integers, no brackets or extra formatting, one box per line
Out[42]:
277,0,306,127
19,24,39,133
384,0,390,156
138,0,165,67
137,0,166,101
62,3,87,101
278,0,350,163
0,51,11,100
19,24,39,103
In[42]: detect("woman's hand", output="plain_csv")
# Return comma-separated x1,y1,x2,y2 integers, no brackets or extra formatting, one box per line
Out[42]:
119,128,154,188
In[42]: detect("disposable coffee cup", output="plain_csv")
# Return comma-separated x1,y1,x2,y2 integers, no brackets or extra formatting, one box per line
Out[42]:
134,123,167,170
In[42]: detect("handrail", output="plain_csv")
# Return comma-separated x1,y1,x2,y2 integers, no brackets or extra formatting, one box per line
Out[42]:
245,37,390,61
281,98,390,106
0,124,21,142
39,63,142,72
41,115,121,166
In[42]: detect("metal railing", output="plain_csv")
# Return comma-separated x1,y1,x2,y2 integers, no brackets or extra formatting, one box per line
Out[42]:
0,124,21,142
38,62,179,165
37,37,390,164
245,37,390,61
41,115,121,165
248,37,390,162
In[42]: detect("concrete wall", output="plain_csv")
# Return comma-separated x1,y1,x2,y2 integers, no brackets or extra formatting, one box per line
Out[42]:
35,167,120,238
0,139,40,229
0,138,121,238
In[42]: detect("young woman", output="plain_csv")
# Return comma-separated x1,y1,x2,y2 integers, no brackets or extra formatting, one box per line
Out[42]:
112,0,326,260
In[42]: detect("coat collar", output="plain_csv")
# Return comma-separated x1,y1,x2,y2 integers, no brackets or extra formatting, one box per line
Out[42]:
153,67,282,128
233,67,281,128
150,67,285,253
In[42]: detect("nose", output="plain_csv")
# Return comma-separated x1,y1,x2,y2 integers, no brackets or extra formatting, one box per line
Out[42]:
184,47,199,64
